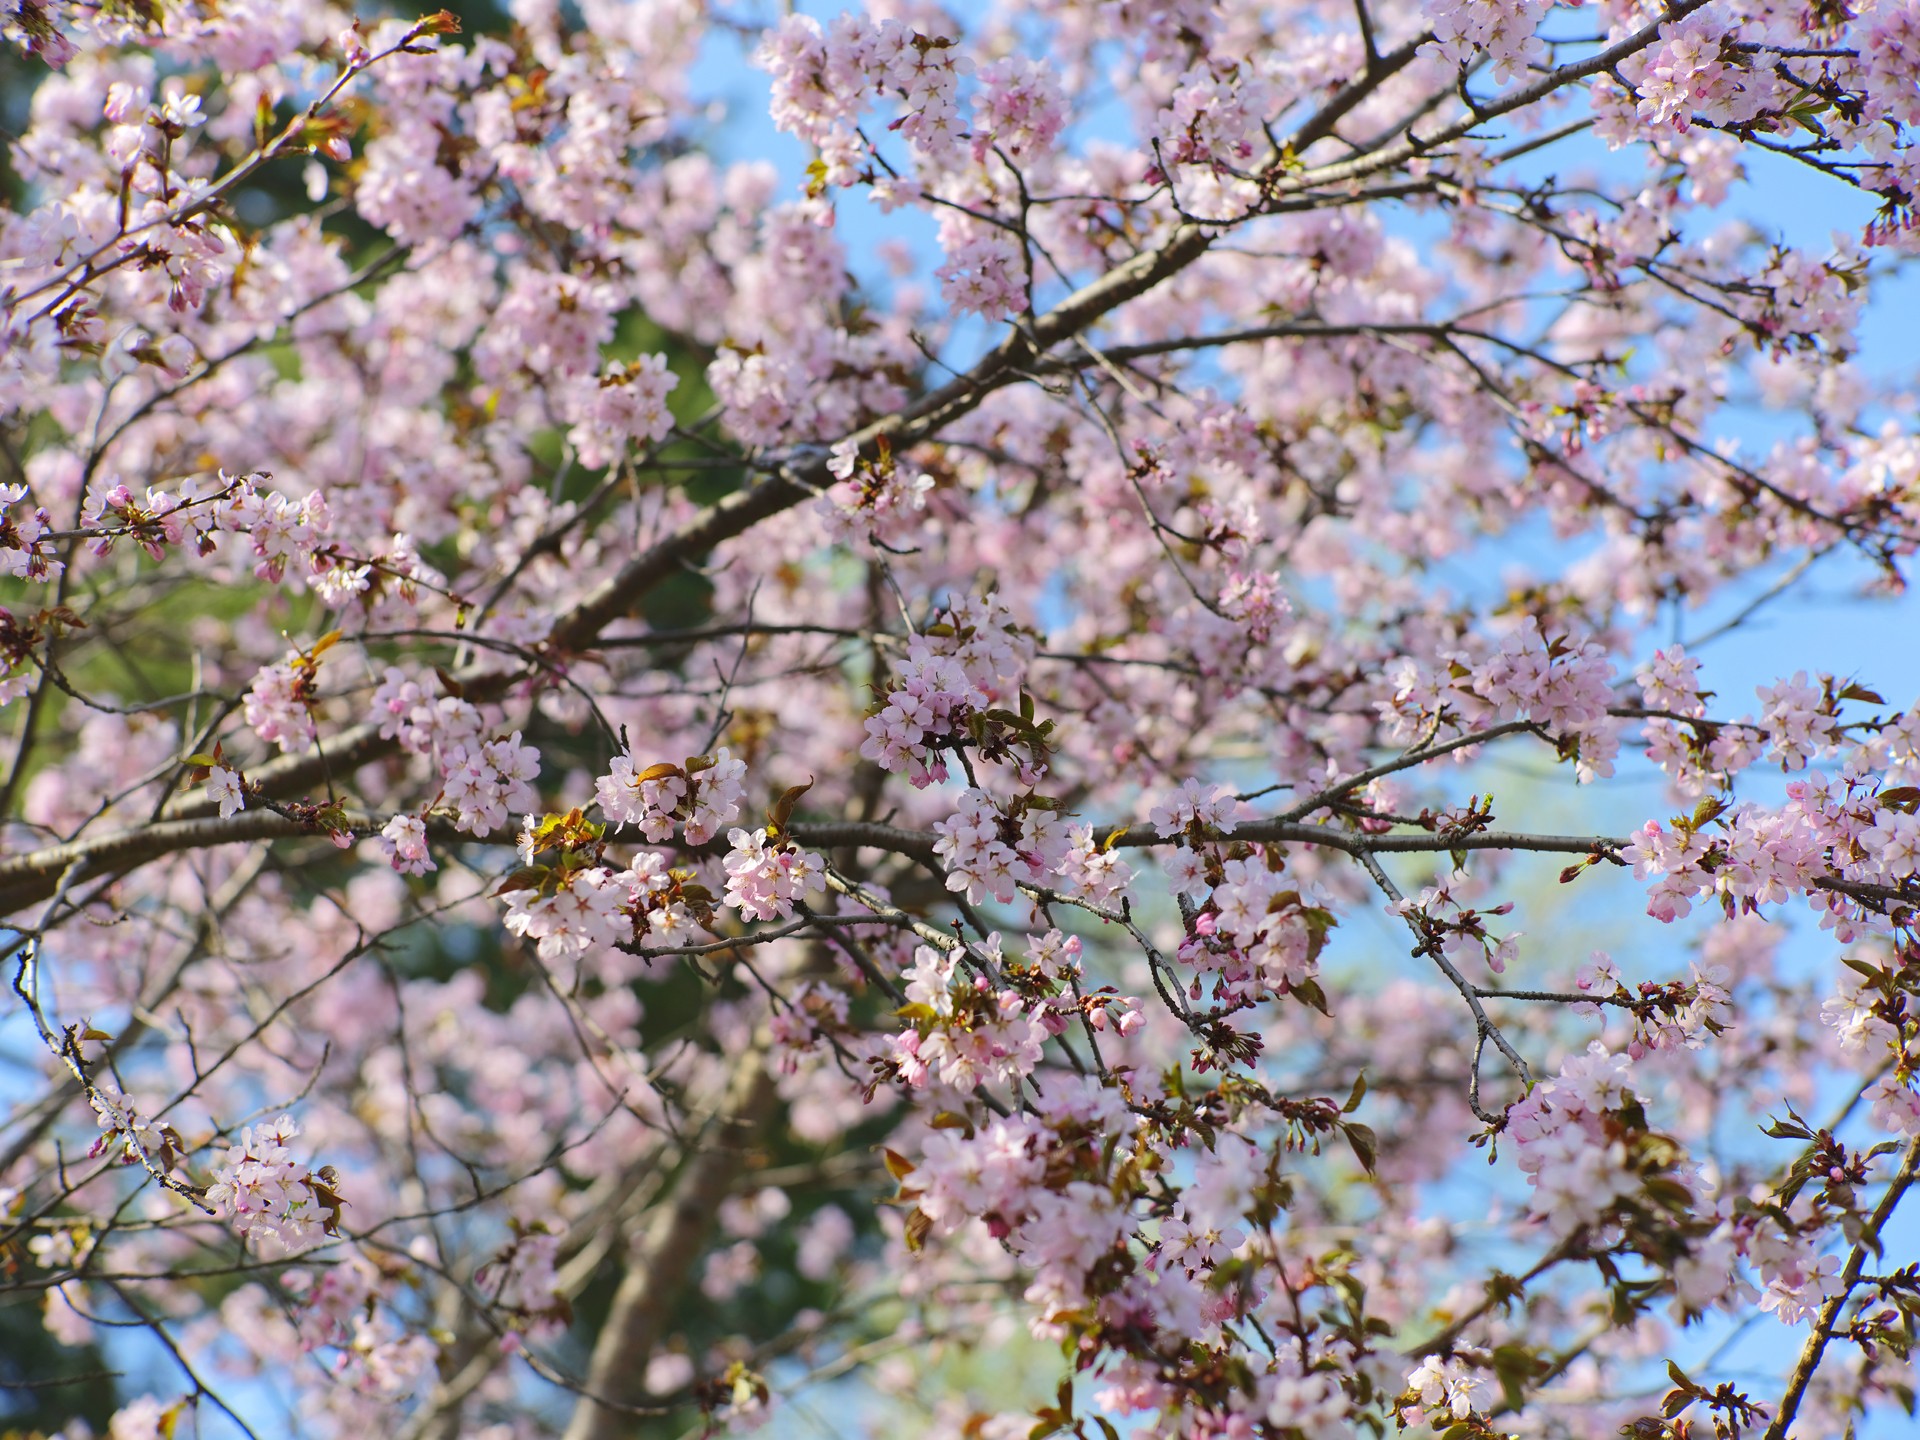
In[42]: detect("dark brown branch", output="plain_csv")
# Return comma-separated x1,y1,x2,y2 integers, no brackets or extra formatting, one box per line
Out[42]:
0,804,1618,917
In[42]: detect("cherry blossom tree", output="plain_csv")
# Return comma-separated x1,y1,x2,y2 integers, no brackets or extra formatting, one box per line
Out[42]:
4,0,1920,1436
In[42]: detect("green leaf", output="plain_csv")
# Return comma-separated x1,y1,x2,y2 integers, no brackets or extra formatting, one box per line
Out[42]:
1491,1343,1546,1412
1343,1122,1377,1175
1292,978,1331,1016
1642,1176,1696,1211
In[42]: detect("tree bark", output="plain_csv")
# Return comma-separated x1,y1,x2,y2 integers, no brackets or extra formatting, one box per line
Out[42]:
561,1043,779,1440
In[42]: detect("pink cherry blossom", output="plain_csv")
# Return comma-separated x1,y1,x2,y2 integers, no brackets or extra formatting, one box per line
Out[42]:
2,4,1919,1438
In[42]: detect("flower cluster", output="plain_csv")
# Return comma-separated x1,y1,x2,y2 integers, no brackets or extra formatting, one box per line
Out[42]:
1056,823,1133,906
1757,670,1841,771
596,746,746,844
87,1084,186,1174
1381,618,1619,781
0,482,60,582
972,57,1066,162
888,933,1141,1096
287,1255,440,1398
706,347,801,448
378,814,434,876
1150,778,1238,844
79,481,189,562
758,13,971,169
1389,869,1521,977
1401,1356,1482,1427
243,650,322,753
934,226,1027,322
370,667,483,756
500,864,636,963
821,437,936,545
861,596,1037,786
1194,852,1336,996
228,481,333,586
474,1228,571,1339
1625,13,1776,137
1152,61,1279,173
205,1114,344,1256
1751,1228,1846,1326
933,788,1069,906
566,354,679,469
903,1078,1139,1325
1507,1045,1697,1239
721,827,824,921
442,731,540,835
1864,1,1920,128
622,851,716,943
1626,752,1920,928
1423,0,1553,81
15,500,379,736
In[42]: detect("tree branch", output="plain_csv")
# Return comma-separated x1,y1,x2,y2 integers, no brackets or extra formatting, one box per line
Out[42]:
1763,1136,1920,1440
